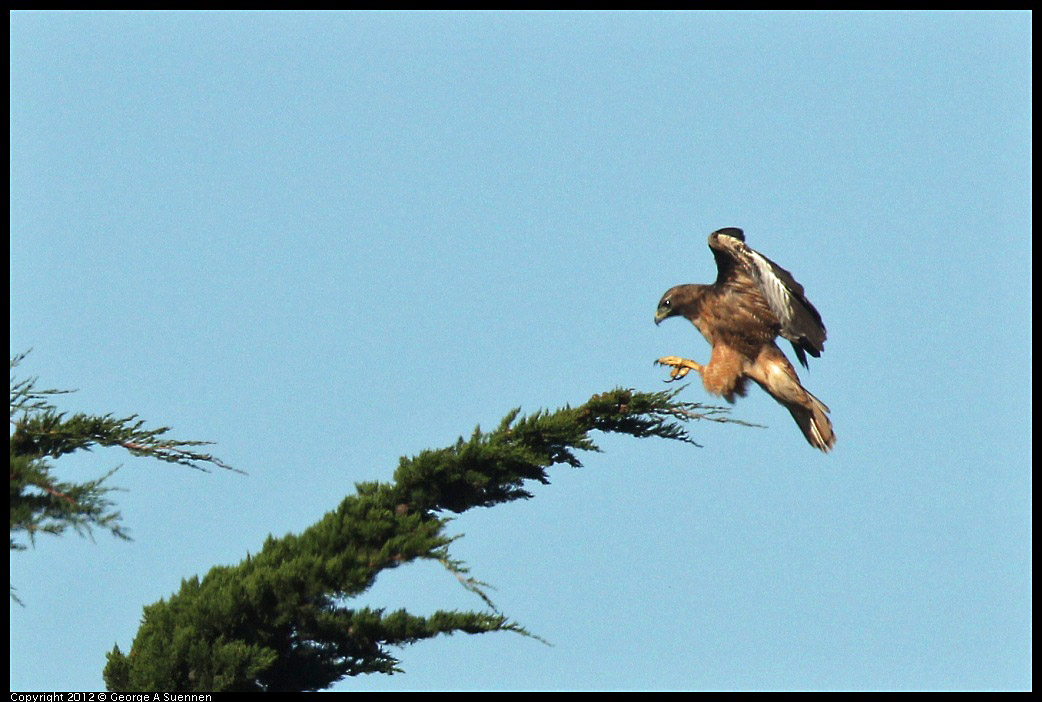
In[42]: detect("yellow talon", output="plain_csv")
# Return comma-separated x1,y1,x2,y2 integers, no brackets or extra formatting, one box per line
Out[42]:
655,356,704,382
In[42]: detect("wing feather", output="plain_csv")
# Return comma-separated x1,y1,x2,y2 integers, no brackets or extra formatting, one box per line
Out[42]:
710,229,827,366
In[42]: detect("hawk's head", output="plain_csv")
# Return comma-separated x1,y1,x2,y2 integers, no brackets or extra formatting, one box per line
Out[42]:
655,285,704,325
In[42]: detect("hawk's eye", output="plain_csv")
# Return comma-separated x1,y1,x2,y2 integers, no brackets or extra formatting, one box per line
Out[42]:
662,299,671,309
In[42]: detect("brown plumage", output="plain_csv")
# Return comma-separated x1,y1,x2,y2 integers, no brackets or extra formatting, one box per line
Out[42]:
654,227,835,452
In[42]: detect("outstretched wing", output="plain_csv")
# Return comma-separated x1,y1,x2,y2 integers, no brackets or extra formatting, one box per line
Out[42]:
708,227,747,288
709,228,827,368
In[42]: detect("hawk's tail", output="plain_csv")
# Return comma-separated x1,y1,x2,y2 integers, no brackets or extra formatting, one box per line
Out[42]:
783,389,835,453
751,348,836,453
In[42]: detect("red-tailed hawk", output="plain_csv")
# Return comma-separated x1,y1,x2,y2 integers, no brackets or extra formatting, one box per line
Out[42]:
654,227,835,452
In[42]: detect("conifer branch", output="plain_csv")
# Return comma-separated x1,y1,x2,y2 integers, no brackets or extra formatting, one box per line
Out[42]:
9,354,237,557
104,386,745,692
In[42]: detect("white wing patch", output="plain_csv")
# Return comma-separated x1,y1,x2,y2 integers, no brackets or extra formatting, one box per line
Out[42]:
719,235,799,327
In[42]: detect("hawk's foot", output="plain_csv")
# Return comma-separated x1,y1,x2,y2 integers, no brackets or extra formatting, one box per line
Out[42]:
655,356,704,383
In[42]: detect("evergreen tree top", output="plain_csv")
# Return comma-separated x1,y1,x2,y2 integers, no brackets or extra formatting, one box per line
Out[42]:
101,386,750,692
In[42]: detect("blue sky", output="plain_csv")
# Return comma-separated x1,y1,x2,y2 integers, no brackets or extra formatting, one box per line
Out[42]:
10,11,1030,692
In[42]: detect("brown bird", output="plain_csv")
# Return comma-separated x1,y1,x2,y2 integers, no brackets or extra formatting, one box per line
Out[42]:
654,227,835,452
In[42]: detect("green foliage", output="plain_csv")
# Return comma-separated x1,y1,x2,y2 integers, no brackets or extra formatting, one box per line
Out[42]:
104,387,744,692
9,352,236,556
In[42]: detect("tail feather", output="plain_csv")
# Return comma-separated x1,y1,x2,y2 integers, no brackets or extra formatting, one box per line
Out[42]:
749,346,836,453
783,391,835,453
